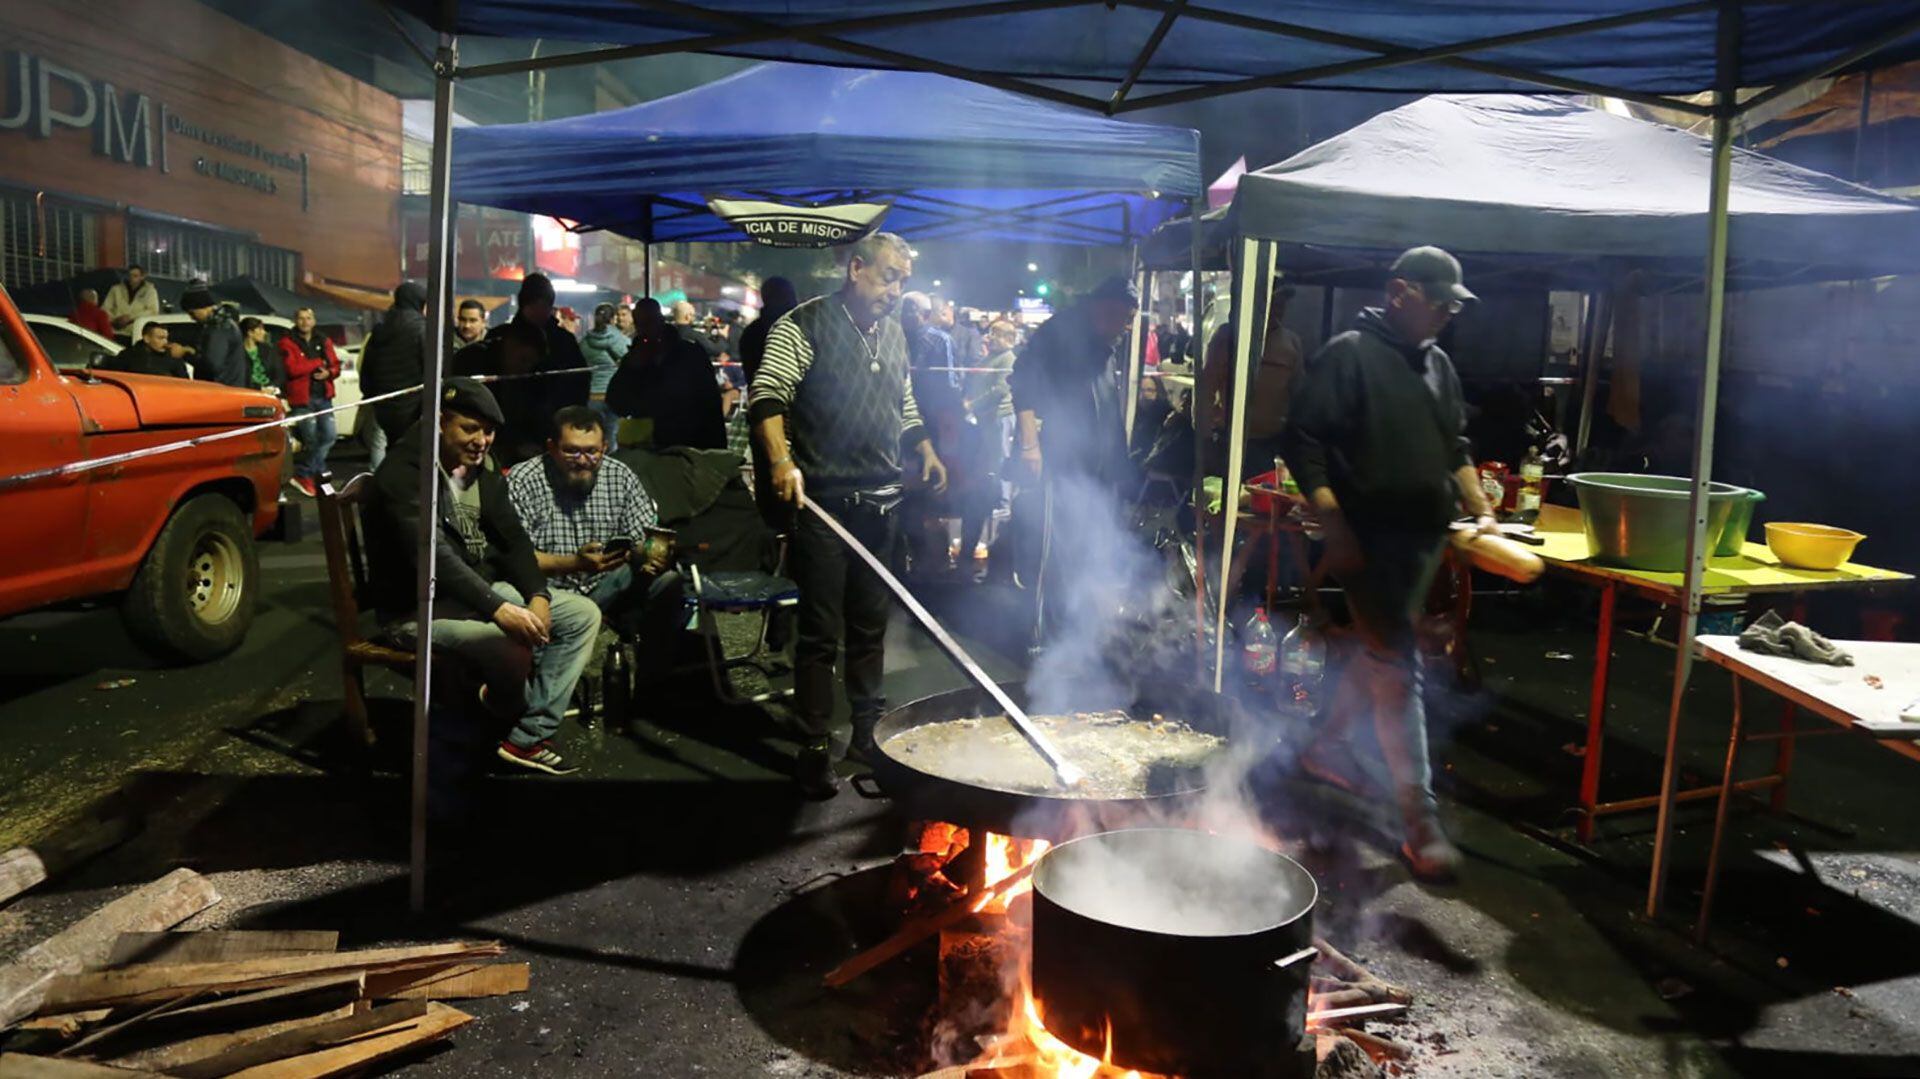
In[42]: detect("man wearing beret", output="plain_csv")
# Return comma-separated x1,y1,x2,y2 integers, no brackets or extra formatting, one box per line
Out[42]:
364,376,602,776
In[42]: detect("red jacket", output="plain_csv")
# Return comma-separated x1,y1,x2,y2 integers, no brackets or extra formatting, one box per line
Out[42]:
69,302,114,339
277,333,341,406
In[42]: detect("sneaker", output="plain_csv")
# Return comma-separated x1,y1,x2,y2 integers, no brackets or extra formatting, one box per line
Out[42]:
287,476,318,498
496,740,579,776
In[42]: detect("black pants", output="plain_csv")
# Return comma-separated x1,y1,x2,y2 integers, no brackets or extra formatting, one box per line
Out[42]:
790,495,898,742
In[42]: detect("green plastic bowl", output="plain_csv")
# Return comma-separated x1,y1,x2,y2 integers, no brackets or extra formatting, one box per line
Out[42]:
1565,473,1751,572
1713,488,1766,558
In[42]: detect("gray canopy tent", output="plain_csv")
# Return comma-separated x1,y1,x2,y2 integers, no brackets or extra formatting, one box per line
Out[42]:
1199,90,1920,686
376,0,1920,925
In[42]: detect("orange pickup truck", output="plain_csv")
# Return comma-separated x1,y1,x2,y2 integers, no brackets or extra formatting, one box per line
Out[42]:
0,283,287,661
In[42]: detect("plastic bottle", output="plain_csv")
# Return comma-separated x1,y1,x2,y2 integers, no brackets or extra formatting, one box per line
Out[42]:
1243,607,1278,677
1278,617,1326,707
1518,445,1545,514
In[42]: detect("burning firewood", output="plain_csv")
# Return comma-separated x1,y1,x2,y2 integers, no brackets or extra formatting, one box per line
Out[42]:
1335,1026,1414,1064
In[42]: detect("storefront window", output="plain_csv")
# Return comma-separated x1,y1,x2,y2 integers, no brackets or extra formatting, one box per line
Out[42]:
127,215,298,290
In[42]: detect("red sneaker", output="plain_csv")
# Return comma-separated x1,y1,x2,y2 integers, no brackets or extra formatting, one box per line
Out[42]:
495,740,579,776
287,476,318,498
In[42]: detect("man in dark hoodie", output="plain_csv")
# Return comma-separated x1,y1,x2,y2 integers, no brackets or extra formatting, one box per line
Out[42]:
358,281,430,471
490,273,591,430
1280,246,1499,883
454,315,579,467
180,284,248,388
363,377,601,776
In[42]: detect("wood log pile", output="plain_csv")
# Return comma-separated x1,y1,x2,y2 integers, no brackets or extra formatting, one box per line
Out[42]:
0,869,526,1078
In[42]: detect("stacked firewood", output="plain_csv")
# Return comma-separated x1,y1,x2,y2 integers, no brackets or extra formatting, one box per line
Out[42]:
0,869,525,1077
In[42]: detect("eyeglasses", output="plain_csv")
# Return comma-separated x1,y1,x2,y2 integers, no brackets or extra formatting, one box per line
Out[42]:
1413,283,1465,315
556,446,604,461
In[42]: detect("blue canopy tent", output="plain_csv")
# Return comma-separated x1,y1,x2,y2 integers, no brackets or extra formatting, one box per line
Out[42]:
450,62,1199,247
376,0,1920,923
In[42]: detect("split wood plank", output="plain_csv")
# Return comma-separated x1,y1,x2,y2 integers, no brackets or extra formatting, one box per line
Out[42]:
13,1011,109,1037
0,850,47,908
168,1000,430,1079
65,976,364,1060
0,1054,162,1077
220,1002,471,1079
362,963,528,1001
105,932,339,968
823,863,1035,988
1,870,220,1030
103,1007,355,1074
1,814,140,910
40,942,503,1014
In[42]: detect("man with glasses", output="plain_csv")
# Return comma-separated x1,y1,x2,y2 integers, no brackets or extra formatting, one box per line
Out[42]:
1280,245,1499,883
508,405,687,723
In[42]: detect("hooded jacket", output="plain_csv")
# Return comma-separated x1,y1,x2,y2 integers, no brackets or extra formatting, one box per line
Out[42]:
1281,307,1472,533
362,423,548,622
579,325,629,396
360,283,430,398
1007,301,1129,485
191,308,248,388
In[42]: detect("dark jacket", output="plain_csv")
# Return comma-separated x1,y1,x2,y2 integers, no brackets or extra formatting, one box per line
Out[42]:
605,333,726,452
192,309,248,388
1281,307,1473,534
359,303,428,397
737,305,793,384
452,331,591,467
1007,303,1129,484
105,340,189,379
362,424,548,622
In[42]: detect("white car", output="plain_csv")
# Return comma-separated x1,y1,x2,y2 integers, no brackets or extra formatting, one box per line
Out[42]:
23,314,124,372
127,312,364,434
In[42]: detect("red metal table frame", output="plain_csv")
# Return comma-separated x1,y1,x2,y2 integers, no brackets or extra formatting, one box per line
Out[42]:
1692,636,1920,942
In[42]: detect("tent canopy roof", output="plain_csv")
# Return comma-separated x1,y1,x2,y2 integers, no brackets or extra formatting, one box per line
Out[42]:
449,61,1199,244
1146,94,1920,288
398,1,1920,114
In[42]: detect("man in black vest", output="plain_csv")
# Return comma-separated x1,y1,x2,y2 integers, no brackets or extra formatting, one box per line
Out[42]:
748,232,947,798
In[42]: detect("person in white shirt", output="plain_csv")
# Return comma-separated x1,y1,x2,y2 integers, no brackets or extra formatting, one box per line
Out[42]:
102,264,160,332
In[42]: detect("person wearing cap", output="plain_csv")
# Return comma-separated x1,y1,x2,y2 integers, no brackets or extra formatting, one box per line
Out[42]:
363,376,602,777
179,283,248,388
1202,278,1303,478
749,231,947,798
483,273,591,456
1280,245,1499,883
1008,274,1139,639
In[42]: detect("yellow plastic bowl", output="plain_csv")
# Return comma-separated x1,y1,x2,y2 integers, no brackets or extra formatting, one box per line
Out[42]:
1764,522,1865,570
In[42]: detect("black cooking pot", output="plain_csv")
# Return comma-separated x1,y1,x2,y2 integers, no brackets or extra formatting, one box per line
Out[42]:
866,682,1257,841
1031,828,1317,1078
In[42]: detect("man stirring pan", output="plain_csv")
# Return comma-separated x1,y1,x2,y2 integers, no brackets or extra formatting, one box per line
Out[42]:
1280,246,1498,882
749,232,947,798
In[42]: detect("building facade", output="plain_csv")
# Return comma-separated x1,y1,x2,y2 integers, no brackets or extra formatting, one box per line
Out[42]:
0,0,401,297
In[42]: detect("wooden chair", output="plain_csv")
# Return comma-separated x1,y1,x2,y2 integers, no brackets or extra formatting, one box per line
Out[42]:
315,470,415,746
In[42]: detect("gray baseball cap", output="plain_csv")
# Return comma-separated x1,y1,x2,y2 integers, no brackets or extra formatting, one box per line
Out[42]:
1390,246,1476,304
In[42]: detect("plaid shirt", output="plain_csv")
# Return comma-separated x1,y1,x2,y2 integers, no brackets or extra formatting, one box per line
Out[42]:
726,405,753,458
507,455,657,593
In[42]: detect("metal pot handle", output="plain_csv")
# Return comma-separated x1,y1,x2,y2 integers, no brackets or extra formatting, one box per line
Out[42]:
1271,946,1318,972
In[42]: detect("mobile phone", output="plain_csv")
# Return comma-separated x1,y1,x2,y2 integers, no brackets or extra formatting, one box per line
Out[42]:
602,536,635,554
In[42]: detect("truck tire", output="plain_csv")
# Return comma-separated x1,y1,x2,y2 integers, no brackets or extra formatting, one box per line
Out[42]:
123,493,259,662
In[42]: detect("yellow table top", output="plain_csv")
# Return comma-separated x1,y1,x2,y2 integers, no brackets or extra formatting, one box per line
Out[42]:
1533,503,1911,597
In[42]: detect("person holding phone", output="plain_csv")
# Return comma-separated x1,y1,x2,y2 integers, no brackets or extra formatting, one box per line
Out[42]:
508,405,687,722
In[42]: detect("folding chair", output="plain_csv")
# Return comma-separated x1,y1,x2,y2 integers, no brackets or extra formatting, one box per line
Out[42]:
683,561,799,705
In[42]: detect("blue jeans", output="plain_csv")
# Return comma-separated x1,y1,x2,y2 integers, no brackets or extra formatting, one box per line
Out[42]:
392,583,602,749
293,402,338,480
589,398,621,454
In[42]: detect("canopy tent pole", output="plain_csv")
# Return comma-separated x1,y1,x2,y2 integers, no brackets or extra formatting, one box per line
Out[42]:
1646,0,1739,921
410,31,459,915
1573,286,1612,457
1188,196,1208,678
1211,238,1271,689
1124,247,1145,438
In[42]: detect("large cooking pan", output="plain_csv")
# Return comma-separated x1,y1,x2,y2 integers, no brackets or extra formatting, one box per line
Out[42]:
865,681,1259,841
1032,828,1318,1077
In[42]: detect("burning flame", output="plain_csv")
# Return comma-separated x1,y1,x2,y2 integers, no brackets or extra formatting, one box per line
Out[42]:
974,832,1051,913
1011,975,1149,1079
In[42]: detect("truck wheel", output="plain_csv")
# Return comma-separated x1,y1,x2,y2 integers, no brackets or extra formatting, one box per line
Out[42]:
123,494,259,662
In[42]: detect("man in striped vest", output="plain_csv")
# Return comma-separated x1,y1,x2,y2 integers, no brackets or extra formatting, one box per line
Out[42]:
749,232,948,799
